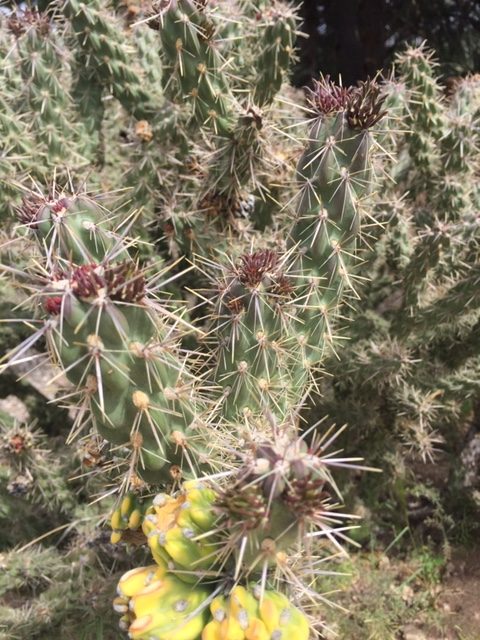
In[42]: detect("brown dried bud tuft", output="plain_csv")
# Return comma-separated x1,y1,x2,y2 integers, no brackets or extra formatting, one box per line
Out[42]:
104,262,146,303
149,0,175,25
44,296,63,315
16,193,46,228
7,9,50,38
2,427,34,455
270,273,294,298
8,433,28,455
282,476,329,518
237,250,278,288
306,76,355,115
215,484,267,531
346,78,387,129
71,265,105,299
135,120,153,143
50,197,71,214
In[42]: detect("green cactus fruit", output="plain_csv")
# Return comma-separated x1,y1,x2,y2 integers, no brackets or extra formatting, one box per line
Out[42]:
142,480,219,579
114,563,210,640
202,585,309,640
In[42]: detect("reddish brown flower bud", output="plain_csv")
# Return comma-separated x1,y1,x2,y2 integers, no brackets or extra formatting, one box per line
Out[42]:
16,193,46,228
237,250,278,288
7,8,50,38
306,76,355,115
104,262,146,303
44,296,63,315
346,78,387,129
71,265,105,299
50,197,71,214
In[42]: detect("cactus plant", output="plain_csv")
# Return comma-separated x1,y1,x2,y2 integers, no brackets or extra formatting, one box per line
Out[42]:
311,44,480,525
12,2,480,639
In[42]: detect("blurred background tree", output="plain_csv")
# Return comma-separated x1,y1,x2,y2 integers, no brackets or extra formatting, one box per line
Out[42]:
295,0,480,85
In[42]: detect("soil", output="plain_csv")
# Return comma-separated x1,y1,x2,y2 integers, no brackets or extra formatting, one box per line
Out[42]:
434,547,480,640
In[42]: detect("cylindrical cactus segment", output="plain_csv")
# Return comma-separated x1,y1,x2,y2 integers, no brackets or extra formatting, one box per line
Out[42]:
207,107,266,200
0,95,34,217
210,80,386,422
7,8,81,167
155,0,234,135
396,43,446,183
212,250,296,422
252,4,298,108
213,421,355,575
61,0,154,119
290,78,386,367
202,585,309,640
23,193,208,481
115,564,211,640
23,193,124,263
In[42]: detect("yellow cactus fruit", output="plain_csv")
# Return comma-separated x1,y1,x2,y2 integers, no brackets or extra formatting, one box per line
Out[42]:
115,563,211,640
142,481,219,578
118,565,167,598
120,494,135,518
202,586,309,640
128,508,143,529
110,530,123,544
110,493,150,544
259,591,309,638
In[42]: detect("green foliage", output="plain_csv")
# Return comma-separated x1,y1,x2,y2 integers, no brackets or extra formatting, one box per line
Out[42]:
1,3,479,639
313,44,480,531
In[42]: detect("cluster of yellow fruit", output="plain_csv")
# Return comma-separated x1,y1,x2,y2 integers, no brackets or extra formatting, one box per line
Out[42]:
203,586,310,640
111,481,310,639
115,564,309,640
110,493,145,544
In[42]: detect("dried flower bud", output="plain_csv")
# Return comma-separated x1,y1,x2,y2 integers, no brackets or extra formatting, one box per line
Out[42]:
71,265,106,299
16,193,46,228
104,262,146,303
44,296,63,315
7,9,50,38
346,79,387,129
306,76,354,115
237,250,279,288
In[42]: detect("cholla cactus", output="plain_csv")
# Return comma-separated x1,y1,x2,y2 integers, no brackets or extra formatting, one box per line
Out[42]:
314,44,480,508
0,2,392,638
